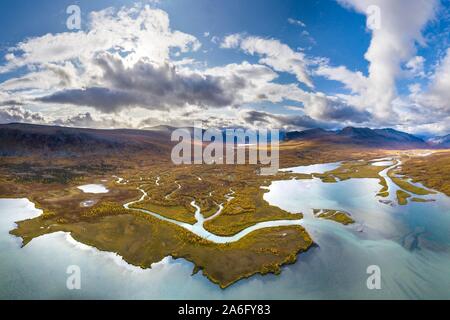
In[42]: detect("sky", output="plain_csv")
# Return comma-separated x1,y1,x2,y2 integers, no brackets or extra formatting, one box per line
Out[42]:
0,0,449,136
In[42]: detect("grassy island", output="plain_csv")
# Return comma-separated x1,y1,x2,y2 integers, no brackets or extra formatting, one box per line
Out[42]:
396,190,411,205
313,209,355,225
203,186,302,236
11,205,313,288
2,157,314,289
399,151,450,196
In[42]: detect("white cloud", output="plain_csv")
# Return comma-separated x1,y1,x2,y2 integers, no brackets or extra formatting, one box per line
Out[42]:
0,4,200,73
204,60,369,123
315,64,368,94
285,105,304,111
414,48,450,113
333,0,438,119
288,18,306,27
406,56,426,78
0,62,80,92
0,106,46,124
53,112,132,129
220,34,243,49
0,105,134,129
221,34,314,88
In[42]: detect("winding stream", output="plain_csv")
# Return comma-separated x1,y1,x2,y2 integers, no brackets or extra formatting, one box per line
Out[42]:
123,186,303,244
377,158,402,203
119,160,407,243
116,158,441,244
377,158,437,203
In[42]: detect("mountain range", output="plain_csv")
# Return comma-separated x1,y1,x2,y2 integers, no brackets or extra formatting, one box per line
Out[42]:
285,127,437,149
428,134,450,148
0,123,448,157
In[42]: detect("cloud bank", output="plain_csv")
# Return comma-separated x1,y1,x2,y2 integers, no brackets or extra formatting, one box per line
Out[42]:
0,1,449,135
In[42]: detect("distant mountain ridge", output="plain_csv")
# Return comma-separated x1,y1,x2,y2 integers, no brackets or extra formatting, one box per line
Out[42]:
0,123,447,157
286,126,431,149
0,123,172,157
428,134,450,148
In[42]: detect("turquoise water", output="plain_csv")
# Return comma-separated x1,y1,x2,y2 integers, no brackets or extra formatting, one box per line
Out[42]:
1,164,450,299
263,176,450,299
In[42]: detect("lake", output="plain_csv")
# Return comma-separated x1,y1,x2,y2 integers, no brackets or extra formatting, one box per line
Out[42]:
77,184,109,194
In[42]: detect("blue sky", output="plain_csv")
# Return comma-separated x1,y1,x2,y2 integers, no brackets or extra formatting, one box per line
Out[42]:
0,0,371,84
0,0,449,136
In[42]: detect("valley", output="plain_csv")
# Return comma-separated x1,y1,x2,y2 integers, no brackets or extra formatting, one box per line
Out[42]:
0,123,449,293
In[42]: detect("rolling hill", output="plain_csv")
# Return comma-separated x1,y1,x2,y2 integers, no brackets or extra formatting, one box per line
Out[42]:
0,123,173,157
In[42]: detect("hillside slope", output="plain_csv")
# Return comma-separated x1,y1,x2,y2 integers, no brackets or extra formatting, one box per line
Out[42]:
0,123,173,157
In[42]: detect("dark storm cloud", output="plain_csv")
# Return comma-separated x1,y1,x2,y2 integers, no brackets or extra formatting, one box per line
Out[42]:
38,87,143,113
0,99,24,106
317,101,371,123
240,109,335,130
37,54,244,113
